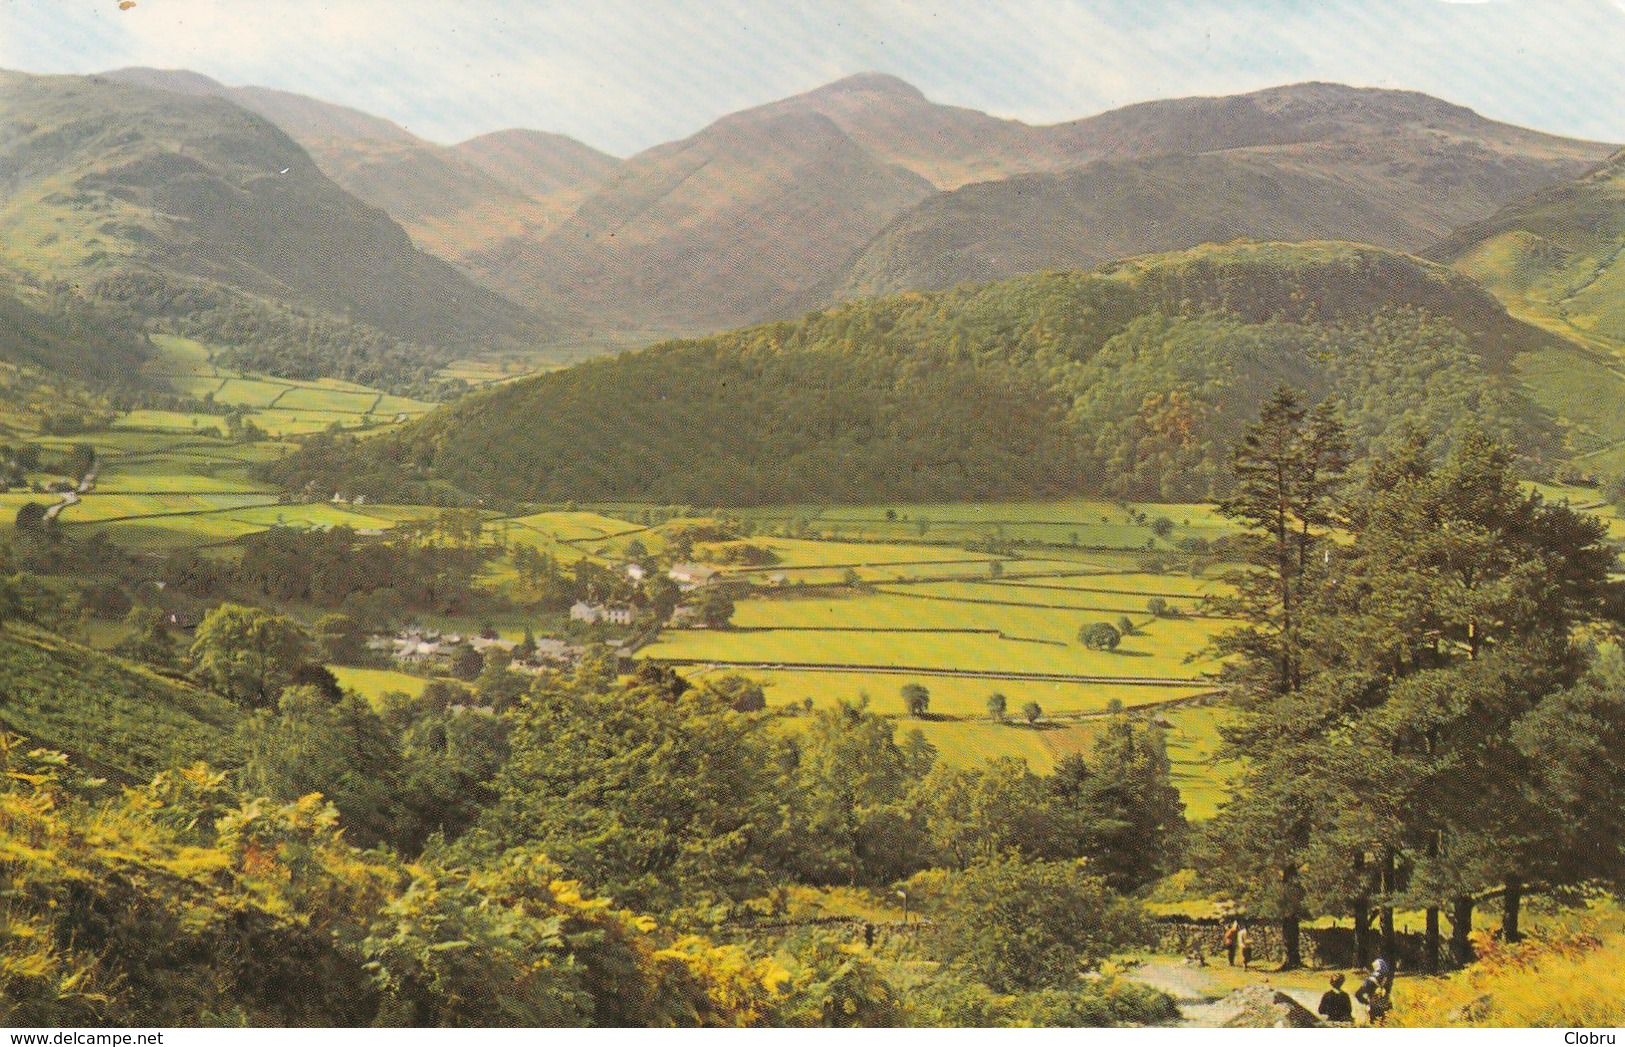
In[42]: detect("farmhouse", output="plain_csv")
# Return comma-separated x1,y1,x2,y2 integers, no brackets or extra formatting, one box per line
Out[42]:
668,563,718,589
570,602,637,625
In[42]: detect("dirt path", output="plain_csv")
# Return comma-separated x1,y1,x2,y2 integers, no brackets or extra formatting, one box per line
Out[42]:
1127,959,1329,1027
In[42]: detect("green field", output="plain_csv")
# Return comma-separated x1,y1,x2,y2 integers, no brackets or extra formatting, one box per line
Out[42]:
607,496,1248,812
331,666,436,709
8,410,1250,816
727,496,1207,546
0,335,443,549
700,665,1214,719
137,334,436,436
649,580,1225,680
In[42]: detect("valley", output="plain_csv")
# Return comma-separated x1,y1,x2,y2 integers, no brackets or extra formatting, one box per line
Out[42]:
4,45,1625,1029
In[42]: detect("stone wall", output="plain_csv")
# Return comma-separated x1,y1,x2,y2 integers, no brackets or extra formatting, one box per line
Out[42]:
1153,918,1431,970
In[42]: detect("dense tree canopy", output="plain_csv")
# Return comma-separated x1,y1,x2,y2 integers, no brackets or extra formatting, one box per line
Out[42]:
1204,400,1623,971
264,246,1557,507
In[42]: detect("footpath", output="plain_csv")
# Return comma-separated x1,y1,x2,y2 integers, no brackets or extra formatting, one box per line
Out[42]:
1127,958,1340,1027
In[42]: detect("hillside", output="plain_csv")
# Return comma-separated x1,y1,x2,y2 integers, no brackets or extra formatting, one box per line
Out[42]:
103,67,620,273
0,270,149,387
1439,148,1625,352
836,84,1614,300
81,72,1615,345
265,243,1559,506
453,128,620,200
0,69,545,381
0,628,241,781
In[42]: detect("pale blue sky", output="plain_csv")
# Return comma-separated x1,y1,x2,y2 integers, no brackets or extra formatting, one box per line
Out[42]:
3,0,1624,155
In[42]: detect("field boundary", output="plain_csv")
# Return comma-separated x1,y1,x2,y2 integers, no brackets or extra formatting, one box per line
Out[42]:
652,657,1213,686
869,585,1241,620
720,625,1069,646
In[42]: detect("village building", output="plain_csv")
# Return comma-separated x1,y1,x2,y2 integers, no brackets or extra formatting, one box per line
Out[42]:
668,563,718,589
570,601,637,625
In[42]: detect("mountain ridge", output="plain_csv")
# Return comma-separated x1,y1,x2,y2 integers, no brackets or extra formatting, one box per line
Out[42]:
98,66,620,265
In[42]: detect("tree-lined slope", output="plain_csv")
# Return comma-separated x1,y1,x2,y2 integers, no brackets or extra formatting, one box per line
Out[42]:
0,628,241,781
267,243,1559,506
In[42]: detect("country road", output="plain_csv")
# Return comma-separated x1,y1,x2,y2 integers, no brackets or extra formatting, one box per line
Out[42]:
43,455,99,522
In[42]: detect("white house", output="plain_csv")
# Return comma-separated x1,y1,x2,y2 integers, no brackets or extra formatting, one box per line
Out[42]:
570,602,637,625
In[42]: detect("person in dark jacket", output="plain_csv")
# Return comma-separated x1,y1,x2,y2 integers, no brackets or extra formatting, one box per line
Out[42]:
1318,973,1353,1023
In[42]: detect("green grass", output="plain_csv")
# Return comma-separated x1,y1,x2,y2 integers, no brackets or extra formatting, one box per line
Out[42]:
1514,343,1625,453
331,666,435,709
648,591,1224,680
58,492,279,523
599,496,1243,553
901,718,1068,774
876,579,1214,615
503,510,647,544
690,665,1213,720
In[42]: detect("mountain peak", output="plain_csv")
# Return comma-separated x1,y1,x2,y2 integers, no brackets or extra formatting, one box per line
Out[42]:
812,72,928,102
101,66,231,97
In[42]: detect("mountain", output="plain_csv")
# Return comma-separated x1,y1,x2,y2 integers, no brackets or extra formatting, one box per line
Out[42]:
469,104,938,331
453,128,620,199
1431,148,1625,464
265,243,1560,507
738,72,1067,190
0,69,547,389
100,67,618,267
88,71,1617,346
835,83,1615,300
468,76,1612,337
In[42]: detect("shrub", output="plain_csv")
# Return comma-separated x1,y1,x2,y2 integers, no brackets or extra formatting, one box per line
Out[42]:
1080,622,1122,650
920,855,1149,992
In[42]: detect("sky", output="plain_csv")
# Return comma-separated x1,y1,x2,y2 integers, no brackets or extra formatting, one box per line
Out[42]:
3,0,1625,156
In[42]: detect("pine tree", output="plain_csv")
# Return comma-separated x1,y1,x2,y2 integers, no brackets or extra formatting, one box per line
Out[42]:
1205,389,1348,968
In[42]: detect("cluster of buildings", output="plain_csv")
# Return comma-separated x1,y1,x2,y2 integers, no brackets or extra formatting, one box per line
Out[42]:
372,625,586,673
364,557,734,675
568,562,724,624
